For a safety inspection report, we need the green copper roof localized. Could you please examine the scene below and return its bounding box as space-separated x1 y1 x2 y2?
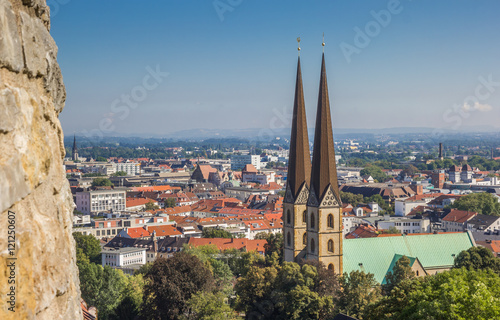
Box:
343 232 475 284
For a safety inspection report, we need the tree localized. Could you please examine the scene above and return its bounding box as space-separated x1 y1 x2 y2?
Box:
340 191 364 207
364 194 391 213
401 269 500 319
164 198 177 208
96 156 108 162
400 164 419 177
383 226 401 235
184 291 240 320
134 262 153 276
182 245 234 295
78 262 128 320
360 165 388 183
255 232 283 265
112 171 127 176
110 274 146 320
382 256 415 295
202 228 233 239
336 270 381 319
454 246 500 274
142 253 215 320
73 232 102 264
144 200 160 211
451 192 500 215
92 177 113 187
234 262 338 320
225 249 265 277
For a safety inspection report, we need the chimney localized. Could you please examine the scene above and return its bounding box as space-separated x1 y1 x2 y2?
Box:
439 143 443 160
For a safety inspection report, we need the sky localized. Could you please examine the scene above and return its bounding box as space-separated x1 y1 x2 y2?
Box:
51 0 500 137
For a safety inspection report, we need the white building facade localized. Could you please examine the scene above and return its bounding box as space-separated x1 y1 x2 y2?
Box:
76 190 126 214
231 154 261 170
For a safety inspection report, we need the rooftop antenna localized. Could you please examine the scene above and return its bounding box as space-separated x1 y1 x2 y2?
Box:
322 32 325 52
297 37 301 56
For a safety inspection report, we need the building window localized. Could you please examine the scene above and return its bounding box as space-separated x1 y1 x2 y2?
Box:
310 238 315 253
286 210 291 225
303 233 307 245
328 240 334 252
302 211 307 224
328 264 334 272
328 214 334 228
310 213 315 229
287 232 291 246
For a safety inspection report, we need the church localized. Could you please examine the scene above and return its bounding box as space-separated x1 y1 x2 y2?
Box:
282 42 475 278
283 42 343 273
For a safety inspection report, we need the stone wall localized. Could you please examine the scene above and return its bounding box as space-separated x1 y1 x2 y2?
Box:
0 0 82 319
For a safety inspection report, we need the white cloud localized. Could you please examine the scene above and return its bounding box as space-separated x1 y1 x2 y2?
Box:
461 102 493 112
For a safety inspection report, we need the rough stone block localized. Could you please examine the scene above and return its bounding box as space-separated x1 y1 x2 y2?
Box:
0 0 24 72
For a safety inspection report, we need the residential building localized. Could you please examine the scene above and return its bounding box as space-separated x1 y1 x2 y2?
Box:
231 154 261 170
114 161 141 176
394 193 442 216
75 189 126 215
241 164 276 184
466 214 500 233
442 209 477 232
104 235 190 264
101 247 147 274
224 186 270 202
377 217 431 234
126 198 158 212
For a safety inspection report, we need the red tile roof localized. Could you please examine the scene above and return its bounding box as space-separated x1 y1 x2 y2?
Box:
257 182 282 190
242 164 258 173
130 185 180 192
442 209 477 223
148 225 182 237
198 165 217 180
346 225 379 239
126 197 157 208
491 241 500 254
188 237 267 253
126 227 151 238
405 193 443 201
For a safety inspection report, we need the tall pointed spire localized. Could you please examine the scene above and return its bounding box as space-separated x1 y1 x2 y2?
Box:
309 53 340 203
285 55 312 201
72 134 77 152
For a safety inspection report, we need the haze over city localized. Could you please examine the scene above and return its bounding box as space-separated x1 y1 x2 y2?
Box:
51 0 500 136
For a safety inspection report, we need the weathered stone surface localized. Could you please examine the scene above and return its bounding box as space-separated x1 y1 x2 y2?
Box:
0 0 24 72
22 0 50 28
20 11 50 77
0 1 82 319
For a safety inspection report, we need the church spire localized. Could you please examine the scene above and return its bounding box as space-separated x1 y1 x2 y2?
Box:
285 54 312 202
72 134 77 153
309 53 340 203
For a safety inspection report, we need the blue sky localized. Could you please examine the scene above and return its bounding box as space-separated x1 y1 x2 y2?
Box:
51 0 500 137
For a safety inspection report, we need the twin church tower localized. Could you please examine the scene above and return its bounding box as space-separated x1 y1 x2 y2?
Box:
283 40 343 273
